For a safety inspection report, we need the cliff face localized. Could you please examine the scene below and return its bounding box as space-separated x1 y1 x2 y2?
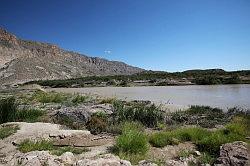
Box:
0 28 144 85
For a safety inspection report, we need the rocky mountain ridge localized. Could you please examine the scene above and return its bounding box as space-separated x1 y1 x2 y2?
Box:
0 28 144 86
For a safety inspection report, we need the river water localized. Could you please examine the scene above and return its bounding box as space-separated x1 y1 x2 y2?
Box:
48 84 250 110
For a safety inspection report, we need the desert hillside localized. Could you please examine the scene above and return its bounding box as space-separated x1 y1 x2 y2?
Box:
0 28 143 86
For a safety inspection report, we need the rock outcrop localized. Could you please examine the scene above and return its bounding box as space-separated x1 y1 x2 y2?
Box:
0 28 144 86
215 141 249 166
53 103 114 124
73 154 131 166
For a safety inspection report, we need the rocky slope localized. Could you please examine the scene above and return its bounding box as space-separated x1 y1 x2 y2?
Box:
0 28 144 86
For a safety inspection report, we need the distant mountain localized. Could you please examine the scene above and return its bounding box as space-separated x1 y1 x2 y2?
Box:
0 28 144 86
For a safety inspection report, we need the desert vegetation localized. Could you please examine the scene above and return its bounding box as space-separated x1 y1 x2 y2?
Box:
0 90 249 165
25 69 250 88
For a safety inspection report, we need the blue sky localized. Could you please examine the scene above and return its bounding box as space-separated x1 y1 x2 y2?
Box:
1 0 250 72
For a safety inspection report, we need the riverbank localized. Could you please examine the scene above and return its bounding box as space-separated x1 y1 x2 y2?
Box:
0 89 249 165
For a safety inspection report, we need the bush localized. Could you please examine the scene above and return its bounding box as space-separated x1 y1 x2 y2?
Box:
149 127 210 148
0 97 17 124
54 116 83 130
0 124 19 139
197 128 246 155
113 101 163 127
114 122 148 155
71 95 89 104
16 109 45 122
32 91 67 103
149 131 175 147
196 130 228 154
150 124 247 156
198 153 215 165
167 105 228 128
173 127 211 143
86 113 108 134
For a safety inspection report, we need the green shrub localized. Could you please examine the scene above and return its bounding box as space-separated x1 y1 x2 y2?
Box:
0 97 17 124
149 127 210 148
149 125 247 156
167 105 228 128
99 97 116 104
16 109 45 122
113 101 163 127
114 122 148 155
32 91 67 103
122 121 145 133
86 114 108 134
0 124 19 139
149 131 176 147
197 153 215 165
173 127 211 143
54 116 83 130
187 105 223 115
71 95 89 104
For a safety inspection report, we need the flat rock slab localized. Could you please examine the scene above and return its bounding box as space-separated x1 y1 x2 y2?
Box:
3 122 90 144
53 134 114 147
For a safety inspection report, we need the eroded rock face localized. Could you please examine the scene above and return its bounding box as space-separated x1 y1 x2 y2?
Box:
73 154 131 166
0 28 144 86
9 151 133 166
214 141 249 166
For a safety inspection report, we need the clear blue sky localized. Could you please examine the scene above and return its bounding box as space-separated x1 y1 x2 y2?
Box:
1 0 250 72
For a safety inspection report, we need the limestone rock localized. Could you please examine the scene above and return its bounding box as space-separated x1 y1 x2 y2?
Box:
54 104 114 124
73 154 131 166
138 160 157 166
214 141 249 166
14 151 62 166
59 152 75 165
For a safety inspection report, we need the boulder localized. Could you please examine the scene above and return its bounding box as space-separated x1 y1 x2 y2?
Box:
214 141 249 166
59 152 75 165
54 106 91 124
14 151 64 166
54 104 114 124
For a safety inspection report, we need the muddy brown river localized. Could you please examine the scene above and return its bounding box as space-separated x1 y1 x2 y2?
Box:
48 84 250 110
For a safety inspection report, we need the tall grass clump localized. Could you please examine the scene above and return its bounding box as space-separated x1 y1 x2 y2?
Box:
149 127 210 148
71 95 90 104
149 131 175 147
113 100 163 127
16 109 45 122
32 91 67 103
0 97 17 124
173 127 211 143
113 122 148 164
167 105 228 128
